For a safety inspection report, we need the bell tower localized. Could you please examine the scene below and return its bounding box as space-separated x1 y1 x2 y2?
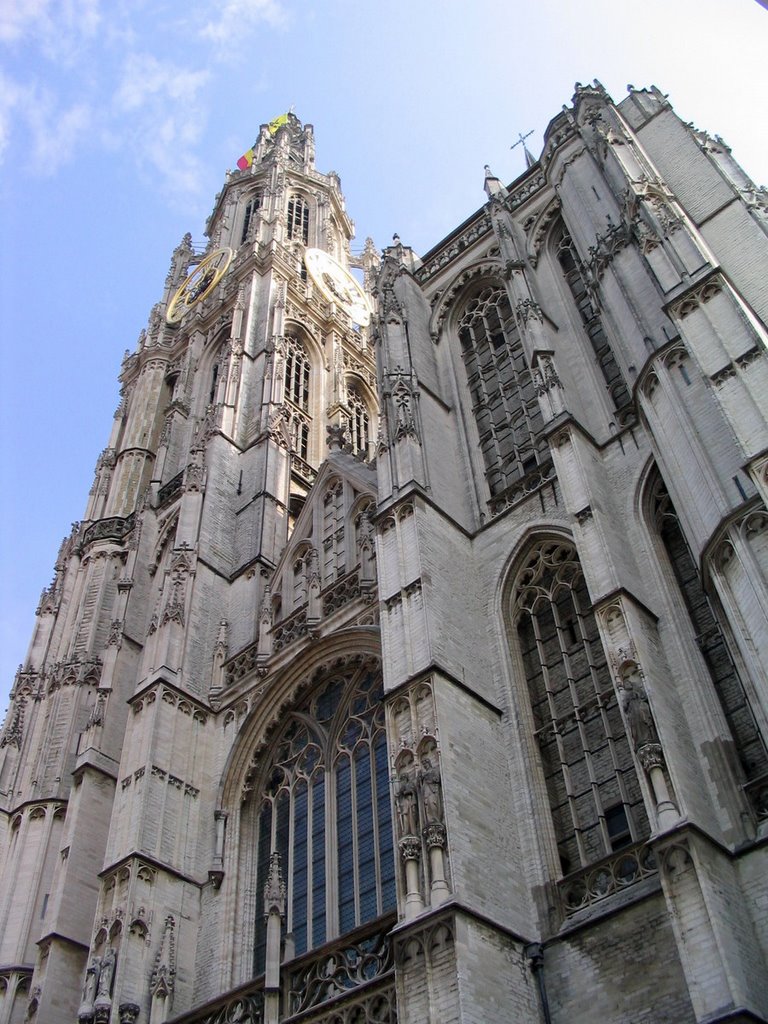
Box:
0 113 378 1024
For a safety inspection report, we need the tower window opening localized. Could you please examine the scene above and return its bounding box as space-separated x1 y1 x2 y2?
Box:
284 336 310 411
347 387 371 457
287 194 310 245
241 193 262 244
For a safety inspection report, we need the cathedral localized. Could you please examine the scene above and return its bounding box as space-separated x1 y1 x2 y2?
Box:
2 81 768 1024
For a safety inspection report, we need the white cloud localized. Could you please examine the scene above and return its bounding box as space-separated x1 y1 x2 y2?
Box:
114 53 210 112
0 0 52 43
0 0 101 63
0 72 91 172
199 0 287 46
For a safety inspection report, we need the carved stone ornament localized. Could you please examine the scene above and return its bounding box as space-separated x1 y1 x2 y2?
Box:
637 742 664 773
263 851 286 918
423 822 447 850
398 836 421 862
118 1004 140 1024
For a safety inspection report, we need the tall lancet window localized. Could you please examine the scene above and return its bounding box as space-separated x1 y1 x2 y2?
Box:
649 472 768 813
513 540 648 875
240 192 262 244
553 223 632 417
284 334 311 462
287 193 310 244
252 667 396 974
347 386 371 457
458 285 544 496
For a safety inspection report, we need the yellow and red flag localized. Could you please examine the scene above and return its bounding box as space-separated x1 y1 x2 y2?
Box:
236 147 254 171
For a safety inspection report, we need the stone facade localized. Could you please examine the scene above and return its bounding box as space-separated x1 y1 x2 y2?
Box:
1 84 768 1024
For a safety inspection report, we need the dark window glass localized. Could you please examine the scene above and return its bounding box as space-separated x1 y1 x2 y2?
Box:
458 285 545 496
514 540 648 873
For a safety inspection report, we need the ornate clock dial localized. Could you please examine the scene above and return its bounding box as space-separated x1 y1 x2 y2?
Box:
166 247 234 324
304 248 372 327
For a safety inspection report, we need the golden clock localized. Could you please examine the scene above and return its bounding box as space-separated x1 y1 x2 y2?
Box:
166 248 234 324
304 248 372 327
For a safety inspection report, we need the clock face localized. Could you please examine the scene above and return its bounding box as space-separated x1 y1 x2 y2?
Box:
166 248 234 324
304 248 372 327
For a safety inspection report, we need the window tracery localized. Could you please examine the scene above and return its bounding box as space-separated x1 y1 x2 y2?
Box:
240 192 262 245
323 481 346 582
457 285 545 496
252 668 396 975
649 472 768 814
347 387 371 458
284 335 311 461
287 194 310 245
512 539 648 874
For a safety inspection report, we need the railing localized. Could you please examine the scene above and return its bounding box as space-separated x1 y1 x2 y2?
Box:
286 923 394 1019
558 840 658 917
322 570 362 617
168 982 263 1024
487 458 556 520
224 639 261 688
81 512 136 549
158 471 184 507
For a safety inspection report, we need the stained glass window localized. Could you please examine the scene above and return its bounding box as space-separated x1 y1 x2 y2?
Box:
253 667 396 974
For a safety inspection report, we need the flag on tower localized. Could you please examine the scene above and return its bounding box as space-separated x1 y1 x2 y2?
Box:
268 112 290 134
236 147 255 171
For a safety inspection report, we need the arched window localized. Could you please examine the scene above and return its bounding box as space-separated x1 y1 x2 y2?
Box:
649 472 768 814
553 223 632 418
512 539 648 874
458 285 545 496
252 667 396 974
287 194 310 244
284 335 310 411
347 386 371 457
322 481 345 581
240 192 262 244
284 334 311 462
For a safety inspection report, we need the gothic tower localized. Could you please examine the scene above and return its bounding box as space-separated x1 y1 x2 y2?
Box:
2 86 768 1024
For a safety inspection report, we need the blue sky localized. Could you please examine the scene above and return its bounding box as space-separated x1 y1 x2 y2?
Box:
1 0 766 713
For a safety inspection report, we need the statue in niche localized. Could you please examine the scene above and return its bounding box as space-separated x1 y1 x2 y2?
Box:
79 956 102 1014
96 947 116 1001
393 770 419 837
621 673 656 750
418 758 443 825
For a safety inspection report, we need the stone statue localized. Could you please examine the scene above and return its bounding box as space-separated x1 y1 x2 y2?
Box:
622 676 656 750
418 758 443 824
79 956 101 1015
96 947 116 1001
393 771 419 837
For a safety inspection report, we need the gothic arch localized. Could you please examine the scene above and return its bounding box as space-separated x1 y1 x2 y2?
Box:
217 627 389 984
447 277 545 497
501 532 649 877
220 627 382 809
639 464 768 819
428 259 504 340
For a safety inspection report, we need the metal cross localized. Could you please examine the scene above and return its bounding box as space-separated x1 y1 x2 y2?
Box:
510 130 534 152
